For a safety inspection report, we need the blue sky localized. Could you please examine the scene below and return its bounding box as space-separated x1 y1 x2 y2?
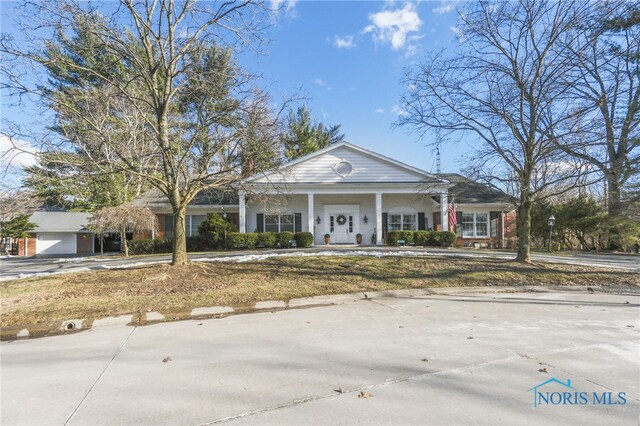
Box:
252 0 461 172
0 1 463 184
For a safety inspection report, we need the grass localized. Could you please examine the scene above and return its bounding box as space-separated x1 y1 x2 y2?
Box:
1 255 638 329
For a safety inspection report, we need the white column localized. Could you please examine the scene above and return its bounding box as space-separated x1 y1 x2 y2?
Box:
307 193 315 239
239 191 246 233
440 191 448 231
375 193 383 245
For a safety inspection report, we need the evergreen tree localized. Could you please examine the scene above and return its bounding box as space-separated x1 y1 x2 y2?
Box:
283 106 345 160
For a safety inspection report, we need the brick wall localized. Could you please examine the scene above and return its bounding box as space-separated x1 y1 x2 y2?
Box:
18 235 36 256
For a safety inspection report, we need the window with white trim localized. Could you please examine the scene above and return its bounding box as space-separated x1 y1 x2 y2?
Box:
388 213 417 232
264 214 294 233
461 212 489 237
164 214 207 238
189 215 206 237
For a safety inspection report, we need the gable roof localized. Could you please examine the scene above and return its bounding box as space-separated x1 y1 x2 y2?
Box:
30 211 92 233
131 187 238 209
436 173 513 204
244 142 449 185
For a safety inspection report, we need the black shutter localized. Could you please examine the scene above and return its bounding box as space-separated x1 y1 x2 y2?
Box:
490 211 500 238
382 213 388 239
294 213 302 233
456 211 463 236
257 213 264 232
418 212 426 230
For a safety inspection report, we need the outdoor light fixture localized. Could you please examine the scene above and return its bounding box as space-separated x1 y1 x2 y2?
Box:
222 207 227 219
363 215 369 224
547 214 556 252
316 216 321 224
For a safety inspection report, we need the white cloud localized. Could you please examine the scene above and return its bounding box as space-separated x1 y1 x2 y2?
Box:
391 105 408 116
333 35 356 49
374 108 385 114
312 78 327 87
449 26 464 41
432 1 456 14
364 2 422 51
0 135 38 170
269 0 298 17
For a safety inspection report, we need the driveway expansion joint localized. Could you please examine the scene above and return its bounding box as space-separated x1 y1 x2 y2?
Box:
64 326 137 425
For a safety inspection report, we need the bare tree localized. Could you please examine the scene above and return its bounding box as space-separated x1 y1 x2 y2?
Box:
397 0 589 262
89 205 158 257
555 1 639 216
0 0 283 265
0 190 41 222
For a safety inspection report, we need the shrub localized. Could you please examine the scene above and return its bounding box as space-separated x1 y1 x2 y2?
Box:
244 233 258 249
186 235 211 252
387 230 413 245
294 232 314 247
276 231 295 248
226 233 245 249
128 238 172 255
198 213 237 249
414 230 432 246
439 231 457 247
226 233 259 249
256 232 277 248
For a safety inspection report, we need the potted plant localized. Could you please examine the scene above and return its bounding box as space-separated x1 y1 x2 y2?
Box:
356 233 363 244
324 233 331 245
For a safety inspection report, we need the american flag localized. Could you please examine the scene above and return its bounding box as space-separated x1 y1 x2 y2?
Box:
448 198 457 229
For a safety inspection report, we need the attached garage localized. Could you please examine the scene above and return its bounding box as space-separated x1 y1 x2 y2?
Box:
17 212 95 256
36 232 77 255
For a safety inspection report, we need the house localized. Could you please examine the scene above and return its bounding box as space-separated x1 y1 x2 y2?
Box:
17 212 95 256
134 142 516 247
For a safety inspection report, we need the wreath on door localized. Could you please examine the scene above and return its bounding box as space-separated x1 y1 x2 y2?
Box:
336 214 347 225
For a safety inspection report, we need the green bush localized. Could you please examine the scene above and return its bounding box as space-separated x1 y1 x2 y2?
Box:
256 232 277 248
186 236 211 252
438 231 457 247
244 233 258 249
226 233 245 249
414 230 432 246
386 230 413 245
198 213 237 249
226 232 259 249
276 231 295 248
128 238 172 255
294 232 314 248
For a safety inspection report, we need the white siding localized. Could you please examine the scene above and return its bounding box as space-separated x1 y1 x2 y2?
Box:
246 193 437 245
252 146 427 184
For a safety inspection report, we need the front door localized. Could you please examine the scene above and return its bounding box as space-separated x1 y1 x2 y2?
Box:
329 213 354 244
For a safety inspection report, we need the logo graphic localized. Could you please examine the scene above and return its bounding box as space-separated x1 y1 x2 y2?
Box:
528 377 627 408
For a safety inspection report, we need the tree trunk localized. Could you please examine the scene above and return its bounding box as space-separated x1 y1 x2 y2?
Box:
515 192 532 263
172 205 189 266
606 173 622 217
121 225 129 257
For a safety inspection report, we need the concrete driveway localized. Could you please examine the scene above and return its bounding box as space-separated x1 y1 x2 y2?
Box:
1 288 638 425
1 247 638 281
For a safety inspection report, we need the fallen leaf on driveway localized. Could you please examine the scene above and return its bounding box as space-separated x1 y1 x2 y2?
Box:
421 358 429 362
334 388 343 394
467 336 474 340
538 368 547 373
358 391 373 399
162 357 172 363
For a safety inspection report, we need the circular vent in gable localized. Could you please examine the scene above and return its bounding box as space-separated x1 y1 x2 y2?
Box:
333 160 353 177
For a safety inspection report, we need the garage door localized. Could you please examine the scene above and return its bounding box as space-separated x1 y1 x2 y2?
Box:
36 233 77 255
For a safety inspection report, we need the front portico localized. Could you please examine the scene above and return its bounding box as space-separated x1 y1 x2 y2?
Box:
239 142 452 245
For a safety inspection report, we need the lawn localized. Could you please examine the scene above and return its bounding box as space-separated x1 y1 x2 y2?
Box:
1 255 638 330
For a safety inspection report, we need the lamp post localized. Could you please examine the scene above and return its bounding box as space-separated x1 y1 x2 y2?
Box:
547 214 556 252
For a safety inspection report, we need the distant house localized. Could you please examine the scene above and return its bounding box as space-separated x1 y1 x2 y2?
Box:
134 142 517 248
17 212 94 256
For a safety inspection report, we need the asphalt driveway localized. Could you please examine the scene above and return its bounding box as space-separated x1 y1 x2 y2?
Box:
1 247 638 281
1 288 638 425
